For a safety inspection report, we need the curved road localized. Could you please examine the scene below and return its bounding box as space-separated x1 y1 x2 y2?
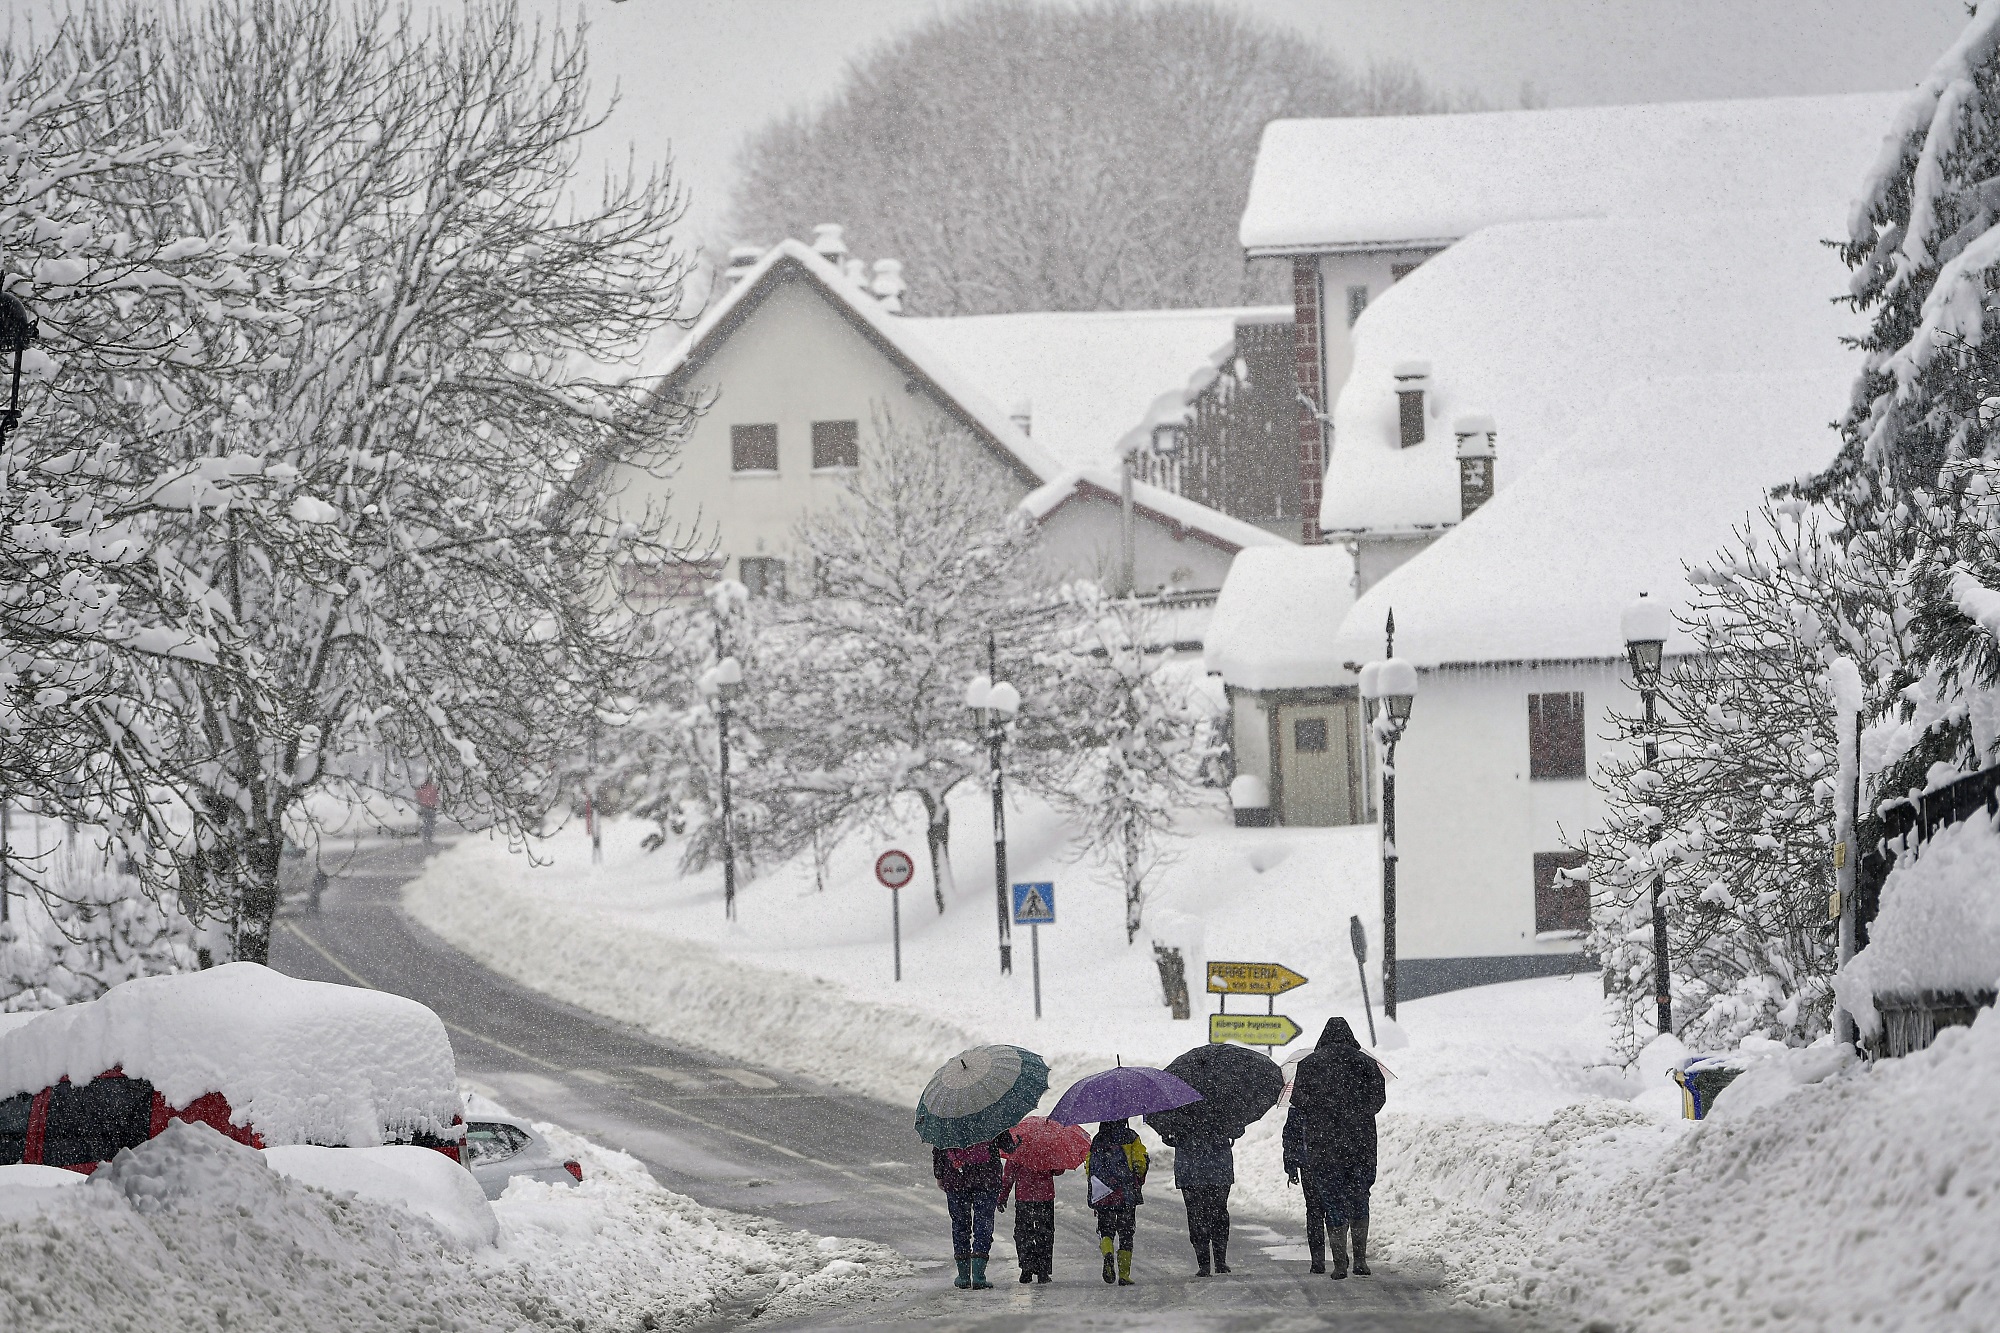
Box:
270 838 1514 1332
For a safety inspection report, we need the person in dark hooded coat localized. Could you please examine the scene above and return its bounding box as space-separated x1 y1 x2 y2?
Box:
1282 1017 1385 1279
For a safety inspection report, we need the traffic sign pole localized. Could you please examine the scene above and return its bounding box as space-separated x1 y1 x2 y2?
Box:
1031 922 1041 1019
1010 882 1055 1020
877 850 915 983
893 888 901 982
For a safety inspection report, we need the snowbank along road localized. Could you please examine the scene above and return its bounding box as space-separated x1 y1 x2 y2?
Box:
271 838 1511 1331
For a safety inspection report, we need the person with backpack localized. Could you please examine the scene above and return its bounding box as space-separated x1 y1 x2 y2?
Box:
1283 1018 1387 1279
1086 1118 1149 1286
932 1130 1015 1290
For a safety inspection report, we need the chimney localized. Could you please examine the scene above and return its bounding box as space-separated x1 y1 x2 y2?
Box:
1010 396 1032 436
723 245 762 289
811 222 848 268
1393 361 1430 448
871 258 906 313
1455 414 1496 518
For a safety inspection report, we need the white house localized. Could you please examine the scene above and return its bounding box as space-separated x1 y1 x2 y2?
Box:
607 237 1285 613
1237 92 1900 551
1235 206 1862 997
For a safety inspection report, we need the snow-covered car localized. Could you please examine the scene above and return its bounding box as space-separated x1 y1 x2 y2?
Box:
0 963 464 1173
462 1113 582 1199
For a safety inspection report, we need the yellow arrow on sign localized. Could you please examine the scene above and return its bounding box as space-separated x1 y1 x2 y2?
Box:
1208 1013 1303 1047
1206 961 1308 995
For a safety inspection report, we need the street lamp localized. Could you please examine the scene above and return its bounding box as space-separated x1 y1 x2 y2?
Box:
1362 623 1417 1021
702 636 744 921
0 291 37 448
1622 592 1672 1036
967 646 1021 976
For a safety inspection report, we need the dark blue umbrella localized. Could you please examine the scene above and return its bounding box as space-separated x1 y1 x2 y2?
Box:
1049 1061 1201 1126
916 1045 1049 1148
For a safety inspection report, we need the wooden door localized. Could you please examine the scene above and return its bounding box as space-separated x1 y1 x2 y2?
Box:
1277 701 1359 827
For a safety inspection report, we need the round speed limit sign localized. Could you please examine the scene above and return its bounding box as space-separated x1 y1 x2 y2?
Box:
875 849 915 891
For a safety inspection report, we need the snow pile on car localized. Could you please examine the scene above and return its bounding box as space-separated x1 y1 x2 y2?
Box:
265 1143 499 1248
0 1113 908 1332
0 962 459 1146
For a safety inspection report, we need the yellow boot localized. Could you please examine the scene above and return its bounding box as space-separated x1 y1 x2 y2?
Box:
1117 1248 1134 1286
1100 1236 1115 1284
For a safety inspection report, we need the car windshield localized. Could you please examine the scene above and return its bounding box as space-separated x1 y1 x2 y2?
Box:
42 1075 154 1169
462 1122 529 1166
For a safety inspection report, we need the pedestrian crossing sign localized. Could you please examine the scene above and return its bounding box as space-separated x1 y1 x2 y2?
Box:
1011 882 1055 925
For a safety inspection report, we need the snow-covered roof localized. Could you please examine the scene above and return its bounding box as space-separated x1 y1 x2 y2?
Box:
1203 544 1358 691
0 963 460 1147
1329 372 1845 670
1240 93 1900 255
650 238 1274 555
900 306 1287 473
1321 209 1859 538
1021 465 1289 554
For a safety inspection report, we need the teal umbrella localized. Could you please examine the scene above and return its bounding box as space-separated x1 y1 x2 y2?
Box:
916 1044 1049 1148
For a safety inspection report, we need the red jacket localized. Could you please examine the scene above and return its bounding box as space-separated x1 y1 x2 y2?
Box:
999 1157 1061 1205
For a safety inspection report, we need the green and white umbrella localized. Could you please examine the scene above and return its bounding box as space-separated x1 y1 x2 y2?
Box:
915 1044 1049 1148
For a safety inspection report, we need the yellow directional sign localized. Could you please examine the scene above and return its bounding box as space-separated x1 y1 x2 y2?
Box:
1209 1013 1303 1047
1206 961 1308 996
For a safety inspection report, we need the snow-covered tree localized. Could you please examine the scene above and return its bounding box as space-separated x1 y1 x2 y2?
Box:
1583 507 1902 1056
1 829 200 1012
738 416 1048 914
0 13 302 916
726 0 1470 314
111 0 699 961
1040 583 1220 943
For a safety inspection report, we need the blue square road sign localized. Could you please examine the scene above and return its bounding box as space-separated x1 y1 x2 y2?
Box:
1011 882 1055 925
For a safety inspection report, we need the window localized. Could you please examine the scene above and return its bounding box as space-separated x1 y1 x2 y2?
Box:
0 1091 30 1165
1534 851 1590 934
1293 717 1328 753
811 419 859 470
730 423 778 473
462 1121 531 1167
1391 261 1424 282
41 1075 155 1168
1346 285 1369 327
740 556 786 599
1528 691 1587 780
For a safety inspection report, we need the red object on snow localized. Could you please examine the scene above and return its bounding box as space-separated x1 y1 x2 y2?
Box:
1003 1115 1089 1173
562 1160 583 1182
415 781 440 810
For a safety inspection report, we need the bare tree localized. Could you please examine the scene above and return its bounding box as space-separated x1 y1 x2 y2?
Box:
726 0 1472 314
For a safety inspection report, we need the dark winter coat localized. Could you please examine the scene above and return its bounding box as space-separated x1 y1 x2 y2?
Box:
1166 1131 1236 1190
933 1132 1014 1194
1087 1120 1149 1209
1283 1018 1386 1173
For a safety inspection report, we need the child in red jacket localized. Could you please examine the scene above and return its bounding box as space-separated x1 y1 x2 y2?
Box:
998 1153 1065 1283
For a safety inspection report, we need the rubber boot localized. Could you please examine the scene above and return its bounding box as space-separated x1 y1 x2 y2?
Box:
1329 1225 1349 1280
970 1255 992 1290
1351 1220 1371 1276
1019 1268 1034 1284
954 1256 971 1289
1101 1236 1116 1285
1213 1231 1231 1275
1117 1249 1134 1286
1194 1239 1211 1278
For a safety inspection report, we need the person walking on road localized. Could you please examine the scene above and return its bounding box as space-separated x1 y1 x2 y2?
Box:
415 776 441 846
1163 1127 1237 1277
1283 1018 1386 1280
1086 1118 1149 1286
997 1151 1064 1283
933 1130 1014 1291
1282 1111 1331 1273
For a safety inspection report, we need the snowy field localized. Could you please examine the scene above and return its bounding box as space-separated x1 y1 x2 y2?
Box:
410 797 2000 1332
0 1097 907 1333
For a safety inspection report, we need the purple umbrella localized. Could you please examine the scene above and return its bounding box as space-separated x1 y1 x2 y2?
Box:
1050 1062 1202 1125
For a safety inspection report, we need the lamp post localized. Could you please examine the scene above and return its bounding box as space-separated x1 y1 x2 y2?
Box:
703 631 744 921
0 291 37 451
1622 593 1672 1036
1361 620 1416 1021
966 638 1021 975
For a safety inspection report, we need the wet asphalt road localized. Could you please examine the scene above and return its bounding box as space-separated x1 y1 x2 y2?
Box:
269 838 1522 1332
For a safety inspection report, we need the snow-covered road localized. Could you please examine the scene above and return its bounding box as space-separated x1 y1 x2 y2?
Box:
271 837 1511 1330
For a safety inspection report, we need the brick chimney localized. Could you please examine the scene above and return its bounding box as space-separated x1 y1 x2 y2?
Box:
1393 361 1431 448
1291 258 1324 545
1454 414 1496 517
